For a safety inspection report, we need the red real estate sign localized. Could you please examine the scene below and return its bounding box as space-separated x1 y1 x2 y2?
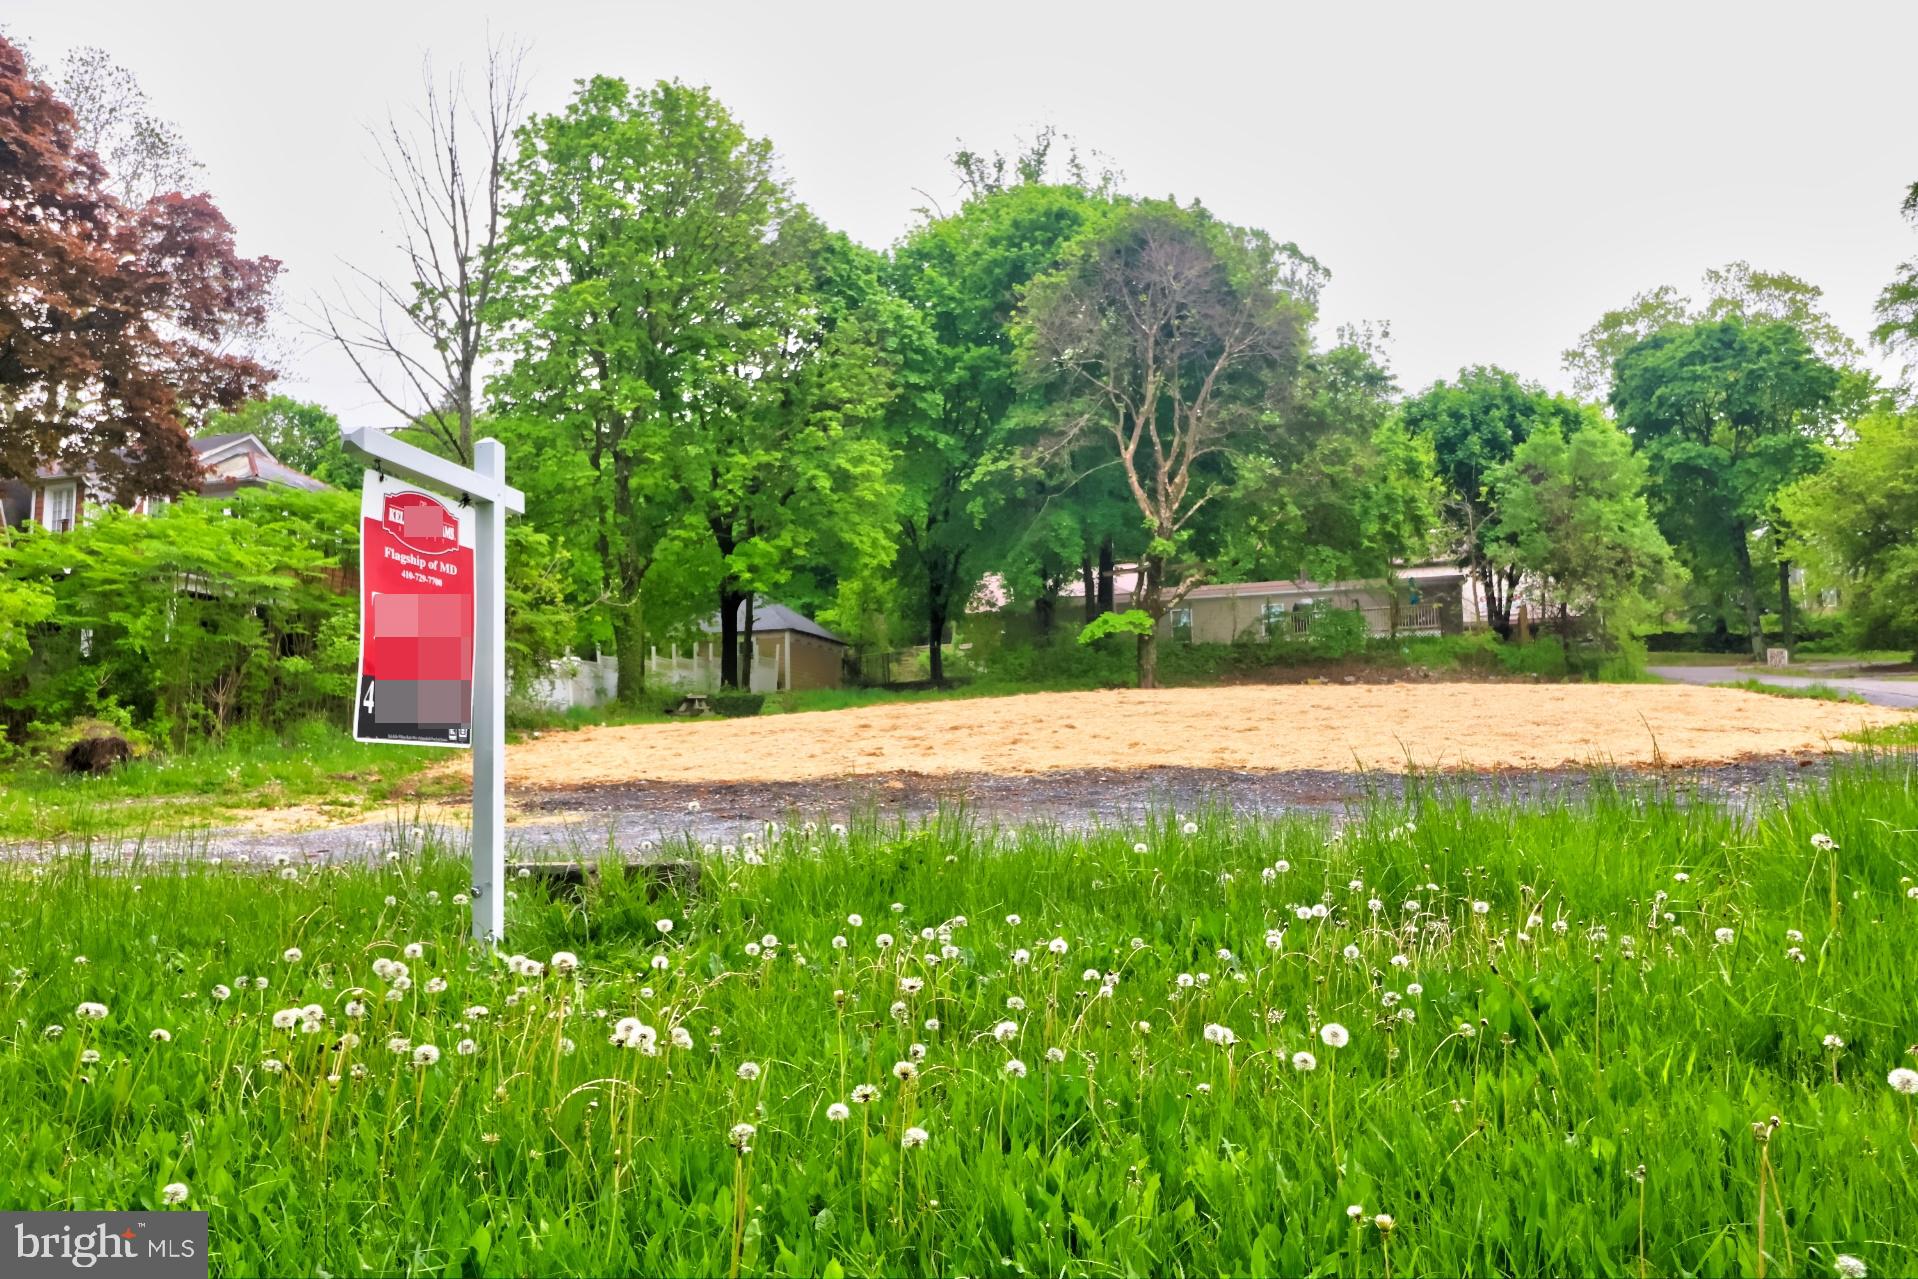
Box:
355 472 475 746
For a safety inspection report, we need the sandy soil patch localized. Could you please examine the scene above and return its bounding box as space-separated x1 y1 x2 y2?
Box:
482 685 1908 789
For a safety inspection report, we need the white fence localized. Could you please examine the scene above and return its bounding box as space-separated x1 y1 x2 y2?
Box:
522 642 789 713
523 654 620 713
647 642 780 695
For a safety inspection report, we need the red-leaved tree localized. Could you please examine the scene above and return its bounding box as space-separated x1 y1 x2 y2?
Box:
0 35 279 501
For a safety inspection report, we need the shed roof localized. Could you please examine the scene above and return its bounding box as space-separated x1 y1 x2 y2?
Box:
699 601 847 645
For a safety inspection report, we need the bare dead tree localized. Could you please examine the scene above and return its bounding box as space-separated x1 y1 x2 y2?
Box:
320 43 527 462
1023 203 1316 687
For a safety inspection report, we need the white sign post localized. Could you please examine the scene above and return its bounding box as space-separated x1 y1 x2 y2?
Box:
343 428 524 943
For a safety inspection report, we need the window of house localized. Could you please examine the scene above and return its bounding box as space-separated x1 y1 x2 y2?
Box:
1170 607 1193 642
44 483 76 532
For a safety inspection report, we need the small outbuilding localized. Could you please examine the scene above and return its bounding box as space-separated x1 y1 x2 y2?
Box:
644 602 848 693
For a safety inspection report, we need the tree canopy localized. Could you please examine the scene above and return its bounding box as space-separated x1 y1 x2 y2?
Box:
1779 408 1918 659
1489 409 1676 656
1399 366 1584 638
0 35 279 500
884 178 1110 679
1021 199 1320 686
1610 318 1840 655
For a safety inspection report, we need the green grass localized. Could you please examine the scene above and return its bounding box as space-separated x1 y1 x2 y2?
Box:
0 722 448 842
1847 720 1918 748
5 761 1918 1276
1711 679 1869 703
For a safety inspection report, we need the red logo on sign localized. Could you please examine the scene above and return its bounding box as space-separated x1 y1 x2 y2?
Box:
382 491 460 553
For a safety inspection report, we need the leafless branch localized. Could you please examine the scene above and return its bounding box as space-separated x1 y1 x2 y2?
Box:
311 39 528 460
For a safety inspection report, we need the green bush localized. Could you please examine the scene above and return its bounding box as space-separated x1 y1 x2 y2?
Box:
709 693 765 717
1303 605 1370 659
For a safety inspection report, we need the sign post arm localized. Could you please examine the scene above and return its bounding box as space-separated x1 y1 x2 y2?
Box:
471 439 508 943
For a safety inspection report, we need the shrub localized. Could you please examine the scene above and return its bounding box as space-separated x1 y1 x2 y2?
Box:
1303 605 1370 659
709 693 765 718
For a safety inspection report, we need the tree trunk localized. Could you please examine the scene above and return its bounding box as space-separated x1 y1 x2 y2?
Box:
1080 554 1097 623
1137 629 1158 689
1137 551 1165 689
611 590 647 707
927 587 947 685
717 586 747 689
1477 559 1514 640
1730 520 1765 659
741 595 756 691
1035 588 1054 639
1098 536 1116 614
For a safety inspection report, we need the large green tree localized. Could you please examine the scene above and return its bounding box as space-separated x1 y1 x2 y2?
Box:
490 78 791 703
884 180 1108 681
1399 367 1583 638
1778 409 1918 659
1565 262 1865 402
1610 319 1840 657
1021 200 1318 688
1489 410 1676 654
684 215 901 686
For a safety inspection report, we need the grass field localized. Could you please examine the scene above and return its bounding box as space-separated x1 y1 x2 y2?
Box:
5 760 1917 1276
1711 679 1868 704
0 722 452 842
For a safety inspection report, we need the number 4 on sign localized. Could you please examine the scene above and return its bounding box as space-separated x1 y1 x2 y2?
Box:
362 681 376 716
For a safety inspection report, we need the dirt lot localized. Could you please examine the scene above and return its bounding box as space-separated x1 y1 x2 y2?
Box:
487 684 1907 789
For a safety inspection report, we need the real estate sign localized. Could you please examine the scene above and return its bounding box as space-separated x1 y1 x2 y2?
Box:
354 471 475 746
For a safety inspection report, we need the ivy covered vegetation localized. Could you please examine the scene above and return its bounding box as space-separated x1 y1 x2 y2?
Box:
0 489 572 757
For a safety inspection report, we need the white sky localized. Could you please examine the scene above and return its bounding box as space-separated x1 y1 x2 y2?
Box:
10 0 1916 425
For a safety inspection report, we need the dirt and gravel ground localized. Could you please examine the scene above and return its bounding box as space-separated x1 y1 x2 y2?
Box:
487 683 1904 787
26 684 1905 863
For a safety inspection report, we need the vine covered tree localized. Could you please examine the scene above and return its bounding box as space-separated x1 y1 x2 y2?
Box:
1021 200 1318 687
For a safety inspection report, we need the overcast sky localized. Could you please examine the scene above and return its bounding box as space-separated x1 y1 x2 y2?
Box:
10 0 1916 426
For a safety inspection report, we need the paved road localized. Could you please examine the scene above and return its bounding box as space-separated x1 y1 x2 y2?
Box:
1649 664 1918 709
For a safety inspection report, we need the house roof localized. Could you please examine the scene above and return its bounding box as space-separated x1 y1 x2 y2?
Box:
1051 563 1465 602
9 432 329 497
192 432 255 454
698 601 847 645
